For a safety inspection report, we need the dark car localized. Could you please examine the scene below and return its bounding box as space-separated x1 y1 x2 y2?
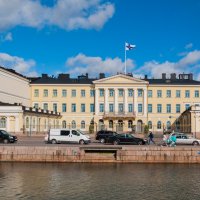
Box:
95 130 117 143
107 133 146 145
0 130 18 144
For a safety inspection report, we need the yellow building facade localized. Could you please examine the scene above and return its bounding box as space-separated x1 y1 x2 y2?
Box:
30 72 200 135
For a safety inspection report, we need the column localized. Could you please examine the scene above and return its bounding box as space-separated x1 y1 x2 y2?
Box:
95 88 99 115
134 89 137 115
124 88 128 114
6 116 10 131
114 88 118 114
105 88 108 114
15 116 19 133
143 88 147 117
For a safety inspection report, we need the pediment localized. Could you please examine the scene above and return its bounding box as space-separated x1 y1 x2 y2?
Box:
93 74 148 85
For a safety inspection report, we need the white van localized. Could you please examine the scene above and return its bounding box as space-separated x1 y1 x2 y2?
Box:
45 129 91 144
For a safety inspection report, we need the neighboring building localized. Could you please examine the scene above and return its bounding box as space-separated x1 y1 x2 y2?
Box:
1 65 200 136
0 102 61 135
0 66 31 106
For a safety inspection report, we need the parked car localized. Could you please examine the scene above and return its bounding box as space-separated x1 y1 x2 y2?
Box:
170 132 200 145
107 133 146 145
0 130 18 143
45 129 91 144
95 130 117 143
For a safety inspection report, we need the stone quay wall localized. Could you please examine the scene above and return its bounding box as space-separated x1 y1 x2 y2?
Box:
1 146 200 163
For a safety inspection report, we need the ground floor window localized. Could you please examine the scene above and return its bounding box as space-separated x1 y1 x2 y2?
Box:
26 117 29 128
62 120 66 128
157 121 161 129
0 118 6 128
148 121 152 129
72 120 76 129
109 120 113 128
81 120 85 129
128 120 133 128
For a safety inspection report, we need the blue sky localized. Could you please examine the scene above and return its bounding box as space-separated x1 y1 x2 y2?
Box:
0 0 200 79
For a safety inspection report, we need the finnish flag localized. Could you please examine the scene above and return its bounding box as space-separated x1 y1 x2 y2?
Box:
125 42 136 50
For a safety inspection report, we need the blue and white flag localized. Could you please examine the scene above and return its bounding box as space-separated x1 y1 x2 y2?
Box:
125 42 136 50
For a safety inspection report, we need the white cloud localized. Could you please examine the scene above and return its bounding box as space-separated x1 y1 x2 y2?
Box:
135 50 200 79
65 53 134 77
0 0 115 32
185 43 193 49
4 32 12 41
0 52 38 76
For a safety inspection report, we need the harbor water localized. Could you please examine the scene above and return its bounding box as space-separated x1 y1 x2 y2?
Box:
0 163 200 200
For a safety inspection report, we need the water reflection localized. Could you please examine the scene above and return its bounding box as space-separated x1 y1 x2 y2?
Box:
0 163 200 200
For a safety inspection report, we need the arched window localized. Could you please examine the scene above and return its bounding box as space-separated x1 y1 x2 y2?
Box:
0 118 6 128
72 120 76 129
109 120 113 128
62 120 67 128
33 118 35 129
81 120 85 129
148 121 152 129
176 120 180 131
128 120 133 128
26 117 29 128
166 121 171 130
157 121 161 129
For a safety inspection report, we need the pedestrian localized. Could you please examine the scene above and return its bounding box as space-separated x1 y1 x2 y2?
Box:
162 133 169 146
169 134 176 147
148 131 155 145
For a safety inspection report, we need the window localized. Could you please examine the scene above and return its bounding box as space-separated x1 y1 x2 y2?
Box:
118 103 124 112
138 104 143 113
34 89 39 97
166 121 171 130
62 89 67 97
99 89 104 97
148 121 152 129
176 90 181 98
71 104 76 112
99 103 104 112
81 104 85 112
157 121 162 129
90 90 95 97
61 130 70 136
109 104 114 112
185 104 190 110
148 104 152 113
81 121 85 129
157 90 162 98
157 104 162 113
195 90 199 98
81 90 85 97
53 89 57 97
53 103 57 112
109 89 114 97
71 120 76 128
0 118 6 128
166 90 171 98
176 104 181 113
26 117 29 128
43 103 48 111
128 104 133 112
185 90 190 98
72 90 76 97
109 120 113 128
90 104 95 112
62 103 67 112
43 89 48 97
148 90 152 97
166 104 171 113
62 120 67 128
128 89 133 97
119 89 123 97
128 120 133 128
34 103 39 109
138 89 142 97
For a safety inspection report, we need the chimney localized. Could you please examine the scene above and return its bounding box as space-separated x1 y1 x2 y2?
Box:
58 73 70 79
189 73 193 80
162 73 166 80
144 75 148 79
42 74 48 78
99 73 105 79
170 73 176 80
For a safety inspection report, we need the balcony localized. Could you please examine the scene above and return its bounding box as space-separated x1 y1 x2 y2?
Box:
103 112 136 119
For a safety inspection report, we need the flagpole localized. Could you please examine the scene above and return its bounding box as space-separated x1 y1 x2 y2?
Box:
125 42 126 74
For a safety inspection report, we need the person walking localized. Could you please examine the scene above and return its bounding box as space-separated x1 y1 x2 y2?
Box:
169 134 177 147
148 131 155 145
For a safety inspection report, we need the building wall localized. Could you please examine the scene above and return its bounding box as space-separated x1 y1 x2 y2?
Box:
0 68 30 106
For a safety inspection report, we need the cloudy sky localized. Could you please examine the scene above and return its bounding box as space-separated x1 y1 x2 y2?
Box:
0 0 200 79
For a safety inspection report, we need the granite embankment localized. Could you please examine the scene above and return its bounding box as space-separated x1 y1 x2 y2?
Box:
1 145 200 163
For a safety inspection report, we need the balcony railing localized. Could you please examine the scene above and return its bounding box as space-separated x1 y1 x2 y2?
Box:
103 112 136 119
